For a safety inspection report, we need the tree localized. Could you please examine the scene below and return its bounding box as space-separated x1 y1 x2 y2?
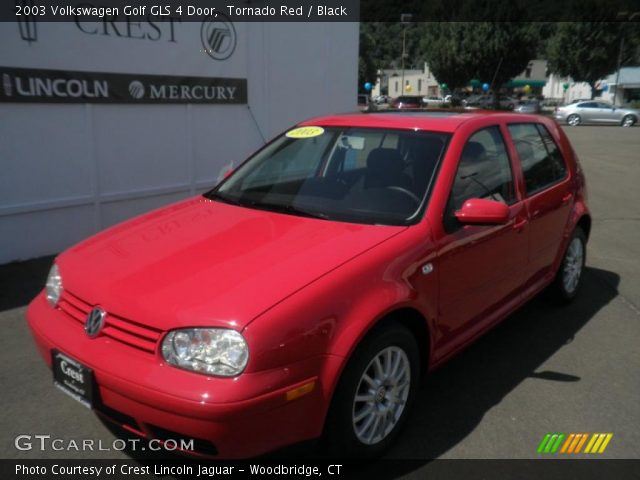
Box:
546 22 627 99
358 26 377 93
419 23 538 106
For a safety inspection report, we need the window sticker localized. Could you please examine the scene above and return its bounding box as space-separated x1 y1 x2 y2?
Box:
286 126 325 139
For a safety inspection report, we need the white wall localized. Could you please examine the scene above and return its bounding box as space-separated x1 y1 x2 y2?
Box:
0 22 358 263
543 73 592 103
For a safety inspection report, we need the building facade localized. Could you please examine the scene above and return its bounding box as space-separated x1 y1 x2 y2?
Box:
0 21 358 264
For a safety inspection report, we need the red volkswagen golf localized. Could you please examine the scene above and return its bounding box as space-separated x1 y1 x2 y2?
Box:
27 111 590 458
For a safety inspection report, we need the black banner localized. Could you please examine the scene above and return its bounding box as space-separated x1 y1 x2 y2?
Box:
0 66 248 104
2 459 640 480
4 0 640 22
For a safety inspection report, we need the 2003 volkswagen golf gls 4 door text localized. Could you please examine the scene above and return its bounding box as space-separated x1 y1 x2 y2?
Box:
27 111 590 458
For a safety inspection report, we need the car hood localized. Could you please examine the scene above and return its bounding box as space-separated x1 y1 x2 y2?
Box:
58 197 405 331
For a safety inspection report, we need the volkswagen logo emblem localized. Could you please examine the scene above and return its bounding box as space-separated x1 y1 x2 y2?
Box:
201 14 237 61
85 307 106 338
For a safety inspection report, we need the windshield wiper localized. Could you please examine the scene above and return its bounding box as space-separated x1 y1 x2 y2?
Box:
206 192 329 220
205 191 244 206
252 202 330 220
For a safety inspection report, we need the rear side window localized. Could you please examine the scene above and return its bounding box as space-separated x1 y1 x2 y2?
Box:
508 124 567 196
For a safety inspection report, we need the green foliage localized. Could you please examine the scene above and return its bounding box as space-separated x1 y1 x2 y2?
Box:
358 27 377 92
419 23 538 91
546 22 627 94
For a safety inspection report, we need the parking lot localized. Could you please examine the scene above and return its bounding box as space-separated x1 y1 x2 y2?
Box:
0 126 638 469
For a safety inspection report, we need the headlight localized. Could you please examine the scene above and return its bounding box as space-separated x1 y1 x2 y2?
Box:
45 264 63 307
161 328 249 377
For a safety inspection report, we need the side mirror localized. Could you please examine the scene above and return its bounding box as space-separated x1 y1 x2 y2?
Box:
454 198 510 225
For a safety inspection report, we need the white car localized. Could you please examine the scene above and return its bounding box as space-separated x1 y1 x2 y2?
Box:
422 96 446 106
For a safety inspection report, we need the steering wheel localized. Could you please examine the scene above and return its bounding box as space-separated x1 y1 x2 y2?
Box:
384 186 421 205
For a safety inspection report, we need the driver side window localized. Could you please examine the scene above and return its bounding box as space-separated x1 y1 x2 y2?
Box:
444 126 516 232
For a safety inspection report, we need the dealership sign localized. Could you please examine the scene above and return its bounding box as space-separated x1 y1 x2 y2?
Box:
0 66 247 104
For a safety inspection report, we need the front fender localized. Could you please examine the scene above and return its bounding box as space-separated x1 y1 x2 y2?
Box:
242 224 437 434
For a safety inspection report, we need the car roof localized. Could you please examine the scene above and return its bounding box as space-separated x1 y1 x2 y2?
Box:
299 111 541 133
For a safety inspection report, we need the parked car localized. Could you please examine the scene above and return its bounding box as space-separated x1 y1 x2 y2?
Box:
464 95 517 110
422 95 446 106
27 111 590 458
462 94 489 107
515 99 542 114
555 101 638 126
373 95 391 105
391 95 423 109
358 94 371 112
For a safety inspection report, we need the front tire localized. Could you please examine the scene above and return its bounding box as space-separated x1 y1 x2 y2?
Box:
567 114 581 126
324 324 420 457
621 115 636 127
551 227 586 302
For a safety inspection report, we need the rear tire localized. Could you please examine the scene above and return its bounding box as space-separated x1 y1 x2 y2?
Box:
567 114 581 127
621 115 636 127
324 323 420 458
550 227 586 302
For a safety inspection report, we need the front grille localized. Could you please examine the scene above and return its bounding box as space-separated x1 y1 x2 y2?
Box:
58 290 162 354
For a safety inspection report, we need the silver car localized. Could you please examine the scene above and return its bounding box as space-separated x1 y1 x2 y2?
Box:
555 101 638 127
515 100 541 114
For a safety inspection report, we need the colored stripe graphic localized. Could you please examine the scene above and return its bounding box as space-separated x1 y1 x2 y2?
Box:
540 433 613 454
585 433 613 454
537 433 565 453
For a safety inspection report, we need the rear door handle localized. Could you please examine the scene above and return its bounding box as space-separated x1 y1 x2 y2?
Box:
562 193 573 204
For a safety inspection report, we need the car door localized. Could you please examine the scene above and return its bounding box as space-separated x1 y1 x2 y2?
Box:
594 102 621 123
506 123 572 283
434 125 528 357
576 102 598 123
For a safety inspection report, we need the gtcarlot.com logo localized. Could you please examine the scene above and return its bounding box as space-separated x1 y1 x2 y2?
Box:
537 432 613 454
14 434 194 452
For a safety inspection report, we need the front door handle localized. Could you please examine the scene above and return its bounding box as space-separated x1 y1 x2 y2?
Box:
513 218 528 232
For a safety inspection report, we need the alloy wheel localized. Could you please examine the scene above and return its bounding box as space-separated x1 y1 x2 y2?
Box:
562 237 584 295
567 115 581 127
352 346 411 445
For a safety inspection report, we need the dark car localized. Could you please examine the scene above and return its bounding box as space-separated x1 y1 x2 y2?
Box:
391 95 423 109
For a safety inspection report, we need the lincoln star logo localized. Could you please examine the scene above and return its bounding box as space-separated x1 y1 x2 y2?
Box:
16 1 38 43
85 307 106 338
201 14 237 61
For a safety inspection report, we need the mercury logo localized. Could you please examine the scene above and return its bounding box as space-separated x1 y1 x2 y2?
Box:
201 14 237 61
128 80 145 99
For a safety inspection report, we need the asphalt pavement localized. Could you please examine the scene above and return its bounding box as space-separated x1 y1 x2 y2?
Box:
0 126 638 474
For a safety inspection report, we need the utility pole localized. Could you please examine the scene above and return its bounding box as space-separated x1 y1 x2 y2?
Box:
613 35 624 106
400 14 412 96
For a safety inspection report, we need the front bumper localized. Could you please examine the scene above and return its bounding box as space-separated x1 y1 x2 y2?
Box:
26 292 328 458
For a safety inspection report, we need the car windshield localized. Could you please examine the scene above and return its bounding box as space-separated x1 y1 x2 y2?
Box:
206 127 450 226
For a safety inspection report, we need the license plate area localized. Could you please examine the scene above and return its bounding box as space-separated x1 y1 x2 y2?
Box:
52 350 94 409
